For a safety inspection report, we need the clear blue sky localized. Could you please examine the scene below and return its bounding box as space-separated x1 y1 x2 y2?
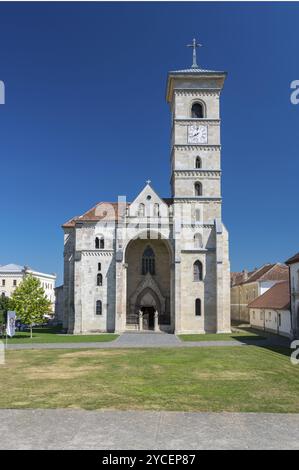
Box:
0 2 298 284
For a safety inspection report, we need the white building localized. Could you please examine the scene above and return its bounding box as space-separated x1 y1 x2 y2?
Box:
286 252 299 339
62 44 231 334
248 281 291 338
0 264 56 311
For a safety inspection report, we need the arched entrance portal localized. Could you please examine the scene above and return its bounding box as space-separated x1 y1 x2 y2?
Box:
125 236 172 332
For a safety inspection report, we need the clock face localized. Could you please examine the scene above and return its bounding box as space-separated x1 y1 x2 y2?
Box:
188 125 208 144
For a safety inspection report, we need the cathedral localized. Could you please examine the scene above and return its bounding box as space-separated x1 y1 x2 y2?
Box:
62 41 231 334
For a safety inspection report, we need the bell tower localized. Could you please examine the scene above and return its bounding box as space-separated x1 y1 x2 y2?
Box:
166 38 226 223
166 39 231 334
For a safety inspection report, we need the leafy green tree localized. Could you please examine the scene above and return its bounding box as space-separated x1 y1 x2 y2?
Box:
10 275 51 338
0 295 11 335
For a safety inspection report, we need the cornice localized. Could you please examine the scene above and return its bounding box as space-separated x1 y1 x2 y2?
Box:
173 197 222 203
174 88 221 97
174 119 220 126
181 224 214 229
173 145 221 151
173 170 221 177
81 250 114 257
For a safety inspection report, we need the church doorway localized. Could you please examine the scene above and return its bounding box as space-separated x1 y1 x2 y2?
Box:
125 236 173 332
141 306 155 330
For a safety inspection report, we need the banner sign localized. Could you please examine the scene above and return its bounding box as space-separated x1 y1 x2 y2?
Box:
6 311 16 337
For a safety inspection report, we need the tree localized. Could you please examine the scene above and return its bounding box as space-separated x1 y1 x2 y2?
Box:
0 294 10 321
10 275 51 338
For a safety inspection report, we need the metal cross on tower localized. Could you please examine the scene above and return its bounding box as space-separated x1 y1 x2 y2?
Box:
186 38 202 69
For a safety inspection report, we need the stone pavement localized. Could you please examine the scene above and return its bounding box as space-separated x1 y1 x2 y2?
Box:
5 331 289 350
0 409 298 450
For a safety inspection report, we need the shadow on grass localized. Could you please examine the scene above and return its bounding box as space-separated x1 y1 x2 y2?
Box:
232 326 292 358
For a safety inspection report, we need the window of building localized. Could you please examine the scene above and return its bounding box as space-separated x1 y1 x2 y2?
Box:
142 245 155 275
193 260 203 281
194 233 203 249
95 237 104 249
194 182 202 196
97 273 103 287
154 203 160 217
195 298 201 316
252 311 255 320
13 280 17 287
98 263 101 271
96 300 102 315
195 209 201 222
191 102 204 119
195 156 201 169
1 280 5 287
260 311 264 321
278 313 281 327
138 203 145 217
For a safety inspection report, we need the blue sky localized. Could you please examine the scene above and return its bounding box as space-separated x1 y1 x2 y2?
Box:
0 2 298 284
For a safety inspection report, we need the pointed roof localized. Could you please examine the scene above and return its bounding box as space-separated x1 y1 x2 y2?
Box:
0 264 25 273
286 252 299 265
169 67 226 75
231 263 289 287
248 281 290 310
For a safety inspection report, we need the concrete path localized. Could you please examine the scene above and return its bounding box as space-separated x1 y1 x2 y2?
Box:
0 409 298 450
4 331 288 350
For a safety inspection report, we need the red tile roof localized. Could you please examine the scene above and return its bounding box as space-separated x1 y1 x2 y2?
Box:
231 264 289 287
243 263 289 284
285 252 299 265
62 198 174 228
248 281 290 310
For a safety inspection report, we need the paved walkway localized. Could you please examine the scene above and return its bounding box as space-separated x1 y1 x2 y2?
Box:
4 331 289 350
0 409 298 449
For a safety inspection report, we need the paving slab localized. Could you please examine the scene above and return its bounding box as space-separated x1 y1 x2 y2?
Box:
3 332 276 350
0 409 298 450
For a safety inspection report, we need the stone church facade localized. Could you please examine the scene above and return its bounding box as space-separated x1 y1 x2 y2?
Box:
62 54 231 334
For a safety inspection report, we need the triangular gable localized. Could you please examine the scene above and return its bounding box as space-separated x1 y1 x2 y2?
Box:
130 182 169 218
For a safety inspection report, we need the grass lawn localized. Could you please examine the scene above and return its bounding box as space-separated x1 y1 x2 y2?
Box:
179 329 265 342
0 346 298 412
0 326 118 344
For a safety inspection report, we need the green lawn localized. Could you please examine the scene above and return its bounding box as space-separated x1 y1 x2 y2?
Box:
0 326 118 344
179 329 265 342
0 346 298 412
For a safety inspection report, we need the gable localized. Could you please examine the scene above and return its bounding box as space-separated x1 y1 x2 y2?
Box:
130 183 169 218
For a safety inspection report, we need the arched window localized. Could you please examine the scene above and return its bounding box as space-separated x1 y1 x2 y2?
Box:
194 182 202 196
97 273 103 286
195 156 201 169
195 298 202 316
191 102 204 119
195 209 200 222
154 203 160 217
95 237 104 249
96 300 102 315
194 233 203 249
98 263 101 271
138 203 145 217
193 260 203 281
142 245 155 275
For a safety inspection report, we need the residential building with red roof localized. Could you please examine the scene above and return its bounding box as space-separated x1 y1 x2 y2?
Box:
231 263 289 323
248 281 291 338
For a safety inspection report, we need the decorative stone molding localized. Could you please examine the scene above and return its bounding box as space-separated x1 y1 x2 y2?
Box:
181 224 214 229
173 197 222 203
174 145 221 151
174 88 221 97
174 119 220 126
81 251 114 257
173 170 221 177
